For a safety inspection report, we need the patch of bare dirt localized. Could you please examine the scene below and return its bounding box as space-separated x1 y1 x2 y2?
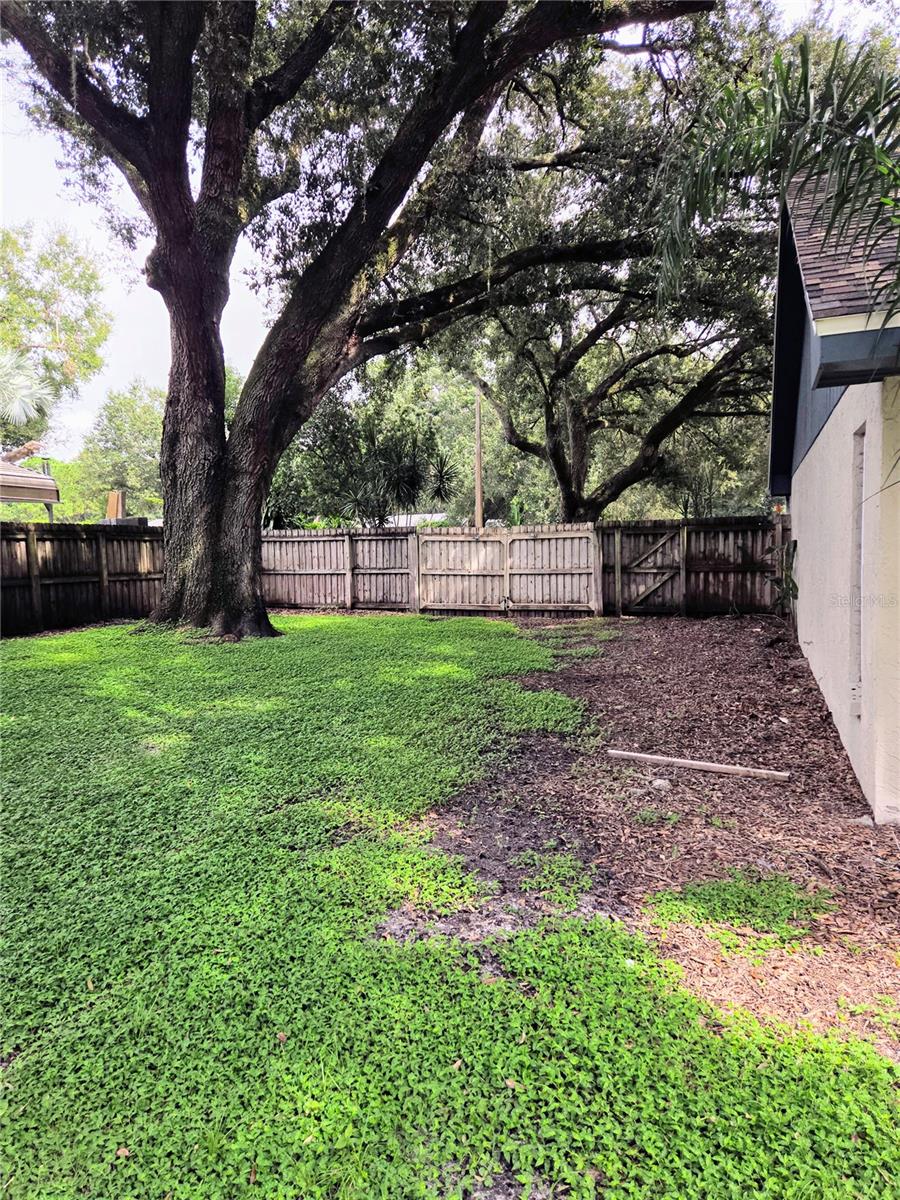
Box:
651 924 899 1060
423 615 900 1055
376 889 618 945
463 1170 555 1199
435 1163 557 1200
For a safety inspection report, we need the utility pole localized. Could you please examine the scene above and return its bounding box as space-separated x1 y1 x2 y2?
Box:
474 386 484 530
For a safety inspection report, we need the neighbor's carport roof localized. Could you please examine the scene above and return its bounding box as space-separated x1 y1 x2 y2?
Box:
0 462 60 505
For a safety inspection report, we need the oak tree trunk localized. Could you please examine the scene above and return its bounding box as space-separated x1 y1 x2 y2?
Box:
149 256 282 638
154 386 280 638
153 310 226 625
207 481 277 639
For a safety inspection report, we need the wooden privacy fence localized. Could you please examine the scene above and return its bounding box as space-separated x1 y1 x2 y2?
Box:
2 523 164 635
598 517 788 616
1 516 787 635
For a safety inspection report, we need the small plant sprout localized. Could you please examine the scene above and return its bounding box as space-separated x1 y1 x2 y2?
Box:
511 850 592 909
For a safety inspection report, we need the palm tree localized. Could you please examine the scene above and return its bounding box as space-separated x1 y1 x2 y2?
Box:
0 347 53 428
656 36 900 314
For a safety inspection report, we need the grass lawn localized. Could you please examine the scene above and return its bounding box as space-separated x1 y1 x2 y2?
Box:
1 616 897 1199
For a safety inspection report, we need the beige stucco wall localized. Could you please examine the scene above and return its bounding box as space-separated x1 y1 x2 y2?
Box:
791 378 900 824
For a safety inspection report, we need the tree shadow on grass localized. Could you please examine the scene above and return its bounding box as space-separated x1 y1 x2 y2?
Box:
2 617 897 1198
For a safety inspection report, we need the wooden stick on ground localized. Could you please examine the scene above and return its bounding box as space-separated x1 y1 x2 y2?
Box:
607 749 790 782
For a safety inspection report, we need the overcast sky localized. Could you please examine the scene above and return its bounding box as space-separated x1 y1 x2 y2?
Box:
0 0 893 458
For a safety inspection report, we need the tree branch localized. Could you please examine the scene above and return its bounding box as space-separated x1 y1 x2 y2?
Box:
345 272 634 377
359 238 649 335
365 81 506 294
583 337 753 517
585 416 644 436
551 297 634 381
490 2 712 80
198 2 257 223
506 143 621 170
141 2 204 165
3 1 150 176
694 408 769 417
461 370 547 460
597 39 677 55
246 1 356 130
136 2 206 241
582 335 723 411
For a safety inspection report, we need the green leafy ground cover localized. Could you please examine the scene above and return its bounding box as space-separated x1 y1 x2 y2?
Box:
531 620 618 665
838 996 900 1043
648 870 836 960
1 617 898 1199
512 850 593 909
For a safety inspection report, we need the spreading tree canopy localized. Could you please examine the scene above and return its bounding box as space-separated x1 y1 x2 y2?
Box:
398 37 778 523
5 2 897 634
3 0 714 635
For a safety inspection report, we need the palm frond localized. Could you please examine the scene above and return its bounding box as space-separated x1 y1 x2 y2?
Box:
656 35 900 318
0 348 53 426
428 451 458 505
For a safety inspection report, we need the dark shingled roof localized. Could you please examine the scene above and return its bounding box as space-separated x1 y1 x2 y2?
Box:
788 185 899 321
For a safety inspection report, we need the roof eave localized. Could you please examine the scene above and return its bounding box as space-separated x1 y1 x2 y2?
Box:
815 327 900 387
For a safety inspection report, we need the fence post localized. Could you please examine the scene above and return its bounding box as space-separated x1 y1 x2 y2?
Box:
502 528 512 610
408 530 421 612
773 513 784 616
614 526 623 617
96 528 110 619
591 527 603 616
25 525 44 632
679 521 688 616
343 532 355 609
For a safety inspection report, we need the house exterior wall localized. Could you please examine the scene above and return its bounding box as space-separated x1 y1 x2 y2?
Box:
791 378 900 824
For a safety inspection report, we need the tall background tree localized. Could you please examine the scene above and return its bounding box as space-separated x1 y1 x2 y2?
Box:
79 381 165 517
443 229 772 522
265 391 458 528
3 0 715 635
266 359 556 528
0 225 110 447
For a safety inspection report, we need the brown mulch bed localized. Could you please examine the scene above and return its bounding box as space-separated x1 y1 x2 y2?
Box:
417 615 900 1059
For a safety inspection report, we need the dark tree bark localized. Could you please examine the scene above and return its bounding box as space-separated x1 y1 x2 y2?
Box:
155 306 229 629
6 0 715 635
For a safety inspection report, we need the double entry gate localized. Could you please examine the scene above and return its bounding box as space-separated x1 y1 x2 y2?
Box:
416 524 601 613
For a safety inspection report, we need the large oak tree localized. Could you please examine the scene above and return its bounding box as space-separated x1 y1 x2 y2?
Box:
348 12 777 525
4 0 714 635
445 225 773 522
